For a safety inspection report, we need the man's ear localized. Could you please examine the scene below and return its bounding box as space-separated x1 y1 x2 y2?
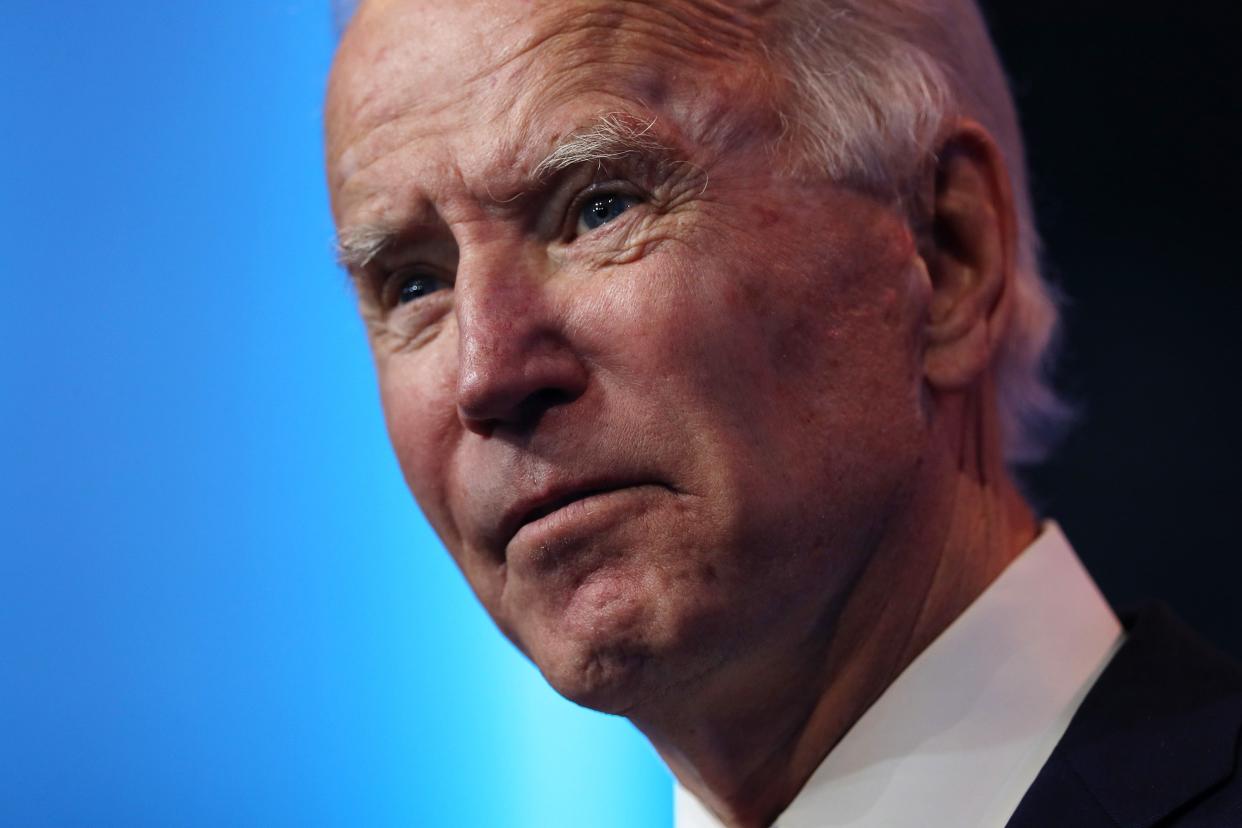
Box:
919 122 1017 391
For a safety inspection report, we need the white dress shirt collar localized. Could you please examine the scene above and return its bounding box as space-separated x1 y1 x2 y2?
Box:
674 522 1123 828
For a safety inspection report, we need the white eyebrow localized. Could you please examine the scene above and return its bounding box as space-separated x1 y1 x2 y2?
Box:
335 223 396 270
532 113 665 180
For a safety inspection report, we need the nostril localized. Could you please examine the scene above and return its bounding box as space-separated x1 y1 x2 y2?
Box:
458 386 579 436
527 388 575 409
507 387 580 431
456 365 587 435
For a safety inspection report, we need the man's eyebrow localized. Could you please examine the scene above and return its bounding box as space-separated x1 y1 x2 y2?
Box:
532 113 668 181
335 223 397 270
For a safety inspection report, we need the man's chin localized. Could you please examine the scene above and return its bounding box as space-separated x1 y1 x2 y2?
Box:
502 555 722 713
537 640 657 714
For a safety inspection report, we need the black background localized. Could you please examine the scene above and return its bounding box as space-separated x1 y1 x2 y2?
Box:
980 4 1241 656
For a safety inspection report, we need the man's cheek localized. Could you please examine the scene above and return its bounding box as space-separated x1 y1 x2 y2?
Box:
380 366 460 538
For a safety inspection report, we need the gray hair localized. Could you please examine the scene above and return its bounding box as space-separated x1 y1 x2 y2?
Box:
767 0 1068 464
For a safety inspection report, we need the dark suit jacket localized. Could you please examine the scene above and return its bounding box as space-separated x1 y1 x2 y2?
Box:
1007 605 1242 827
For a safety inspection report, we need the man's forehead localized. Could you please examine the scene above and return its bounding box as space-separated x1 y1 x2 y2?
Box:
328 0 774 154
343 0 775 62
327 0 781 217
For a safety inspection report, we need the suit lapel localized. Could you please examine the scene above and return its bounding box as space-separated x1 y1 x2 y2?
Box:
1008 605 1242 828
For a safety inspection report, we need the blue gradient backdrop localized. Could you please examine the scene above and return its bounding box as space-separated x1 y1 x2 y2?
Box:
0 3 671 825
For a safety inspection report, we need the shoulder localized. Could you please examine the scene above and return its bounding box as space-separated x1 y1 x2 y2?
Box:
1092 603 1242 729
1009 604 1242 828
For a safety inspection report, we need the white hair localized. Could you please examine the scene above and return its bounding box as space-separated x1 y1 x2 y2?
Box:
768 0 1069 464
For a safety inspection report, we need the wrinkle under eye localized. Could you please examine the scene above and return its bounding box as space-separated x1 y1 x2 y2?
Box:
578 194 640 233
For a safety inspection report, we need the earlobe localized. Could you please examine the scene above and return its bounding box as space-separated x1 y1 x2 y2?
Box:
920 123 1017 391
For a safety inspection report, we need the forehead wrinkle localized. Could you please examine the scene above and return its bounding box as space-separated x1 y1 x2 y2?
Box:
507 3 769 114
330 0 787 238
335 3 676 156
331 0 780 173
504 2 784 162
533 0 774 63
329 5 544 191
328 71 488 196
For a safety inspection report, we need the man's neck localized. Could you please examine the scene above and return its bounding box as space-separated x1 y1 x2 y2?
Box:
628 404 1038 827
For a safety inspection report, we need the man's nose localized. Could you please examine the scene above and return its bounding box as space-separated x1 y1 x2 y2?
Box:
453 262 588 435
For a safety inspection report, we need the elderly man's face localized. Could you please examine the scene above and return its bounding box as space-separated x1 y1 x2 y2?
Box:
327 0 931 712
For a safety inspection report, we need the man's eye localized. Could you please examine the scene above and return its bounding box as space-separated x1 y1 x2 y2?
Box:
577 194 640 234
394 271 447 305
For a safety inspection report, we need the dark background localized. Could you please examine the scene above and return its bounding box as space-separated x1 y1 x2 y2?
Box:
981 4 1242 656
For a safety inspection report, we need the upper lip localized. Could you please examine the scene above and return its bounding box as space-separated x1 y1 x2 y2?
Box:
496 478 651 552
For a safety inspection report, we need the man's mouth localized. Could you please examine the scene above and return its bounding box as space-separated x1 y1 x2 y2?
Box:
520 487 622 527
498 480 665 555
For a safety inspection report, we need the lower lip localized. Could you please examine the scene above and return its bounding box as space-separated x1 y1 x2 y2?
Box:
507 485 664 556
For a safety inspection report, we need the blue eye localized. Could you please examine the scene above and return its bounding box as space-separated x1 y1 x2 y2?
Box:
395 272 446 305
577 194 639 233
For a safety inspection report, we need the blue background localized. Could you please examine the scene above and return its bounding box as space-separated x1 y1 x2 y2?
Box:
0 2 670 825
